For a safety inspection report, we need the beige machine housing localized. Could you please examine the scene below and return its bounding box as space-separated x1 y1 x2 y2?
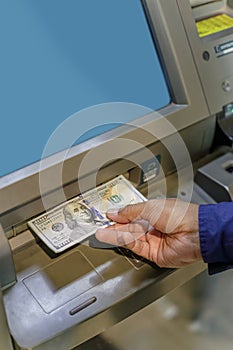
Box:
1 0 233 349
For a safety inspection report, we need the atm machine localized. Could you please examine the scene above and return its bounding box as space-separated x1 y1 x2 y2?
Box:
1 0 233 349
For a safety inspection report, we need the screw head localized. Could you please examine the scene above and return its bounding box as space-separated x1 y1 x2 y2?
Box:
222 80 232 93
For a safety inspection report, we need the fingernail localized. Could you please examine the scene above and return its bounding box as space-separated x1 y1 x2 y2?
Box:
107 208 119 216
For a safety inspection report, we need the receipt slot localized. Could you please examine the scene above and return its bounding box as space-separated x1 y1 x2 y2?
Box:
195 152 233 202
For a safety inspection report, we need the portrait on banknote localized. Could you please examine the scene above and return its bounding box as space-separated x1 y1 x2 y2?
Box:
28 175 146 253
63 200 109 242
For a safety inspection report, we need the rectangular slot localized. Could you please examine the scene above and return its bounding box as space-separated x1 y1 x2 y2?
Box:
196 14 233 37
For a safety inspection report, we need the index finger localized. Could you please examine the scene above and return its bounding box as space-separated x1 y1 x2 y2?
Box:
106 199 166 226
106 201 152 223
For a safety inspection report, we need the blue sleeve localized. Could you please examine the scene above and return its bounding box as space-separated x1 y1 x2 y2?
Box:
199 202 233 275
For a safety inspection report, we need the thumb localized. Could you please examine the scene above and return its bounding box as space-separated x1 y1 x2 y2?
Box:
106 202 150 223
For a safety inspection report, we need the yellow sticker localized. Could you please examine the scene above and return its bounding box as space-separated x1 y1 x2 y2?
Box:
196 14 233 38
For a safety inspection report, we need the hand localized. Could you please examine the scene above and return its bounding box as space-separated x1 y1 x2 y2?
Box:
95 199 201 268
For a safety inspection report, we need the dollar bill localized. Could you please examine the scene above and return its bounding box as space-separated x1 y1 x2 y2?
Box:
28 175 146 253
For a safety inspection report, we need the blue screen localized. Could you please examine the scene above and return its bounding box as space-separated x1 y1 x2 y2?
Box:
0 0 170 177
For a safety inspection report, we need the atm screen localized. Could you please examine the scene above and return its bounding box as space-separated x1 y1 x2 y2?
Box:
0 0 170 177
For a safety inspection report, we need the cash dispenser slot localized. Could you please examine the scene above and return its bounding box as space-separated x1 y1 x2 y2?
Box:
190 0 222 7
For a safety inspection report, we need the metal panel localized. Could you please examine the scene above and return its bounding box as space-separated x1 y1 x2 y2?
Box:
0 288 14 350
177 0 233 114
0 224 16 290
4 242 206 350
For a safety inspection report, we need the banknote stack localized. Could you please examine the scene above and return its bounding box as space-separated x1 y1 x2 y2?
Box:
28 175 146 253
